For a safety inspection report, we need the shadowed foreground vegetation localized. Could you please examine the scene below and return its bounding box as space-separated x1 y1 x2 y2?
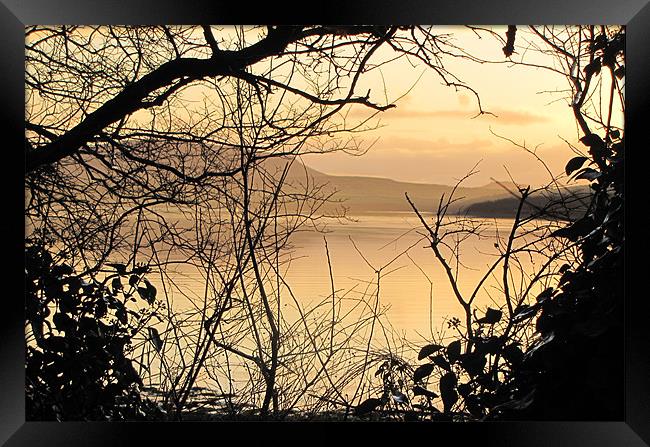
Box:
25 25 624 421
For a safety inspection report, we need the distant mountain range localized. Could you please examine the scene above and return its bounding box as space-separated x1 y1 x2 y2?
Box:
260 157 586 217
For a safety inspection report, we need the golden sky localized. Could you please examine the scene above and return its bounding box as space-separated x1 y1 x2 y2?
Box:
28 26 619 188
302 26 590 187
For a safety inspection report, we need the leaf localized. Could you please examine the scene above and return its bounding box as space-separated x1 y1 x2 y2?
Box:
143 279 157 304
439 372 458 413
413 385 438 399
523 332 556 360
614 66 625 79
583 57 601 78
446 340 462 363
502 25 517 57
43 336 67 353
53 313 74 332
457 383 473 398
116 307 128 325
574 168 601 181
502 344 524 365
579 133 604 148
137 287 149 302
565 156 588 175
94 299 108 319
460 351 487 376
418 343 444 360
413 363 435 383
432 354 451 371
513 304 540 323
148 327 164 353
129 275 139 287
111 277 123 294
477 307 502 325
107 263 127 276
551 217 597 241
354 397 382 416
536 287 554 303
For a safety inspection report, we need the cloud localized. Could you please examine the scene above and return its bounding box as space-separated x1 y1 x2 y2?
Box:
373 136 494 154
347 105 551 126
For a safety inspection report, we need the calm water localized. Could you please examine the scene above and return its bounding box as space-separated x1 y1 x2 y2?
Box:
285 213 519 341
163 213 535 342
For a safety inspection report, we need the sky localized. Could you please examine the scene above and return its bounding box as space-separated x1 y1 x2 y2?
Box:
302 26 587 187
27 26 606 189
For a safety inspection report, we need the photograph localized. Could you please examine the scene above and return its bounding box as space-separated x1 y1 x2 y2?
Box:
22 24 629 425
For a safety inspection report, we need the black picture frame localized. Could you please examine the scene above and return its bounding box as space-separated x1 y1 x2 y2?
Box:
3 1 648 445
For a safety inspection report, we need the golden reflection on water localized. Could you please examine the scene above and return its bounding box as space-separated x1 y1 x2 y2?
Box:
163 214 549 343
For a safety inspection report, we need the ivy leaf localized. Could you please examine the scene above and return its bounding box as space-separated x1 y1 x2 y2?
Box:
446 340 462 363
116 306 128 325
354 397 382 416
129 275 139 287
536 287 554 303
432 354 452 371
413 385 438 399
111 277 123 293
513 304 540 322
583 57 602 78
565 156 588 175
579 133 605 148
53 313 74 332
439 372 458 413
477 307 502 325
460 351 486 376
143 279 157 304
107 263 127 276
413 363 435 383
418 343 444 360
574 168 601 181
551 217 597 241
148 327 163 353
502 344 524 365
614 66 625 79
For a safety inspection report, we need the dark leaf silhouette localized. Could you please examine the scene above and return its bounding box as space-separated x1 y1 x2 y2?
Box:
584 57 601 78
477 307 502 325
148 327 163 353
579 133 605 148
143 279 157 304
565 156 589 175
502 344 524 365
129 275 139 287
354 397 382 416
536 287 554 303
432 354 452 371
439 372 458 413
460 351 486 376
513 304 540 322
111 277 123 293
413 385 438 399
53 313 74 332
107 263 127 275
418 343 444 360
574 168 601 181
551 217 597 241
413 363 435 383
446 340 462 363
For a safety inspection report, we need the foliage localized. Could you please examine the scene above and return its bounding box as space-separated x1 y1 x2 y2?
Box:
427 26 624 421
25 240 165 420
496 31 625 419
353 26 625 422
